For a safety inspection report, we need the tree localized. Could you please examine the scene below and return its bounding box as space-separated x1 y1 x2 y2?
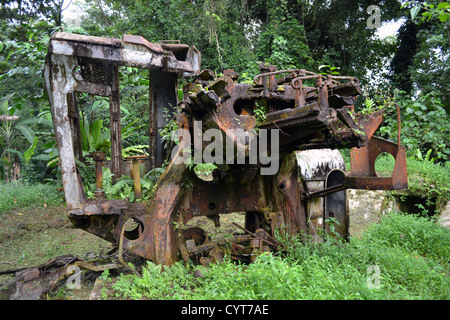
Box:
0 3 61 181
381 1 450 161
0 0 66 31
390 20 420 94
246 0 403 82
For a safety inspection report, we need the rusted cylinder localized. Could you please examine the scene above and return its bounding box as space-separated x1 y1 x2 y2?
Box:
92 151 105 198
125 155 147 199
132 159 141 199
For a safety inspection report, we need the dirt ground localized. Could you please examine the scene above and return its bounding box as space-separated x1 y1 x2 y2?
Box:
0 206 112 271
0 205 250 299
0 206 113 299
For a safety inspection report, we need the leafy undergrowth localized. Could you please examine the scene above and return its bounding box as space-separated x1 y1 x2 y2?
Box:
103 212 449 300
0 181 65 212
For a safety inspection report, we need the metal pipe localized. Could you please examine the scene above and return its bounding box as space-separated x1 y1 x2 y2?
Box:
92 151 105 198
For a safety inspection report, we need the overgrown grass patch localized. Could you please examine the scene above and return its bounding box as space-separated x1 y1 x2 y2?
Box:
404 157 450 207
109 212 450 300
0 180 64 212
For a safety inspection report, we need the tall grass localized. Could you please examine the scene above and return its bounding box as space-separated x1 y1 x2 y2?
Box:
110 212 450 300
0 180 64 212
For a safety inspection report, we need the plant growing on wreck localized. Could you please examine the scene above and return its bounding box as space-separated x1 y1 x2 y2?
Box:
110 212 449 300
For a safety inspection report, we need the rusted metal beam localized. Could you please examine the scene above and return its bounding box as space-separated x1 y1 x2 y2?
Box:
346 136 408 190
93 151 105 198
109 65 123 179
125 155 148 199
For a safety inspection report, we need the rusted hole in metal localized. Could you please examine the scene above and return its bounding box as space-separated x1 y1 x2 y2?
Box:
123 217 144 241
375 152 395 177
78 216 90 228
233 99 255 116
183 227 207 246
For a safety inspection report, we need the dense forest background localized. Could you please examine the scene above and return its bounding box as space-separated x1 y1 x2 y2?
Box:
0 0 449 183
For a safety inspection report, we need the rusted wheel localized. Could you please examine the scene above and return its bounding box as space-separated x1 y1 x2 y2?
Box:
182 227 207 246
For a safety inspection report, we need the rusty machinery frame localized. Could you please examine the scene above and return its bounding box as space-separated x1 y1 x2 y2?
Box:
44 32 407 267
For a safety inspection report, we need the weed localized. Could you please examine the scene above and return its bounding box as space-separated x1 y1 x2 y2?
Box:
193 163 217 177
110 212 449 300
0 180 64 212
363 212 450 263
112 261 200 299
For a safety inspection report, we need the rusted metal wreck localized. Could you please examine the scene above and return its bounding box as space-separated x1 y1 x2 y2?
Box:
43 32 408 267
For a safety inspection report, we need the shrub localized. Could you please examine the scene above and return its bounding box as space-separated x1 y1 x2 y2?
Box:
379 90 449 162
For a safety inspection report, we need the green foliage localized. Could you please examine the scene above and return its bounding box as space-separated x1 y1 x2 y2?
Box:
318 65 341 76
359 97 381 115
0 1 65 26
256 4 312 71
0 20 60 181
0 180 64 212
85 166 163 202
193 163 217 177
110 212 449 300
363 212 450 263
406 1 450 23
106 175 136 202
80 119 111 154
112 261 199 299
253 101 267 125
395 1 450 107
405 156 450 206
122 145 149 158
0 93 41 180
158 107 179 151
74 158 95 188
378 90 449 162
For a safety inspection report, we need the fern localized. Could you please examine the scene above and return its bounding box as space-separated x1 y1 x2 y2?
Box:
75 159 95 185
102 167 114 198
120 183 135 202
74 159 96 197
361 97 379 114
109 177 133 195
140 176 152 190
144 167 165 185
122 145 149 157
78 165 165 202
